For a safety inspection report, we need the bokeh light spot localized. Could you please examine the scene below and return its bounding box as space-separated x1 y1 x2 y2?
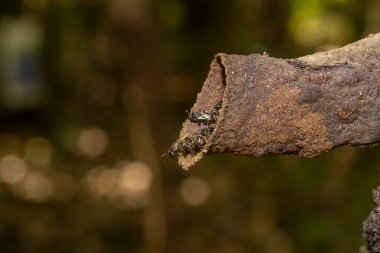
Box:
119 161 153 206
288 12 354 48
78 127 109 158
179 176 210 206
21 172 53 202
0 155 28 184
289 15 324 47
85 166 118 197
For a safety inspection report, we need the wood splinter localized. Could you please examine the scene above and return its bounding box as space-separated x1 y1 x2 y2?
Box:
169 33 380 170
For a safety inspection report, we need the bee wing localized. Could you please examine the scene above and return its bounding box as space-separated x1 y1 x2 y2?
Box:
198 113 211 120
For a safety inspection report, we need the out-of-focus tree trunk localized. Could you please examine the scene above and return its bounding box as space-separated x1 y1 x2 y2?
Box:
107 1 166 253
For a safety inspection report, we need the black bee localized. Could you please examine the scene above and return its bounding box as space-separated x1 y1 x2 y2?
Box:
166 142 181 158
192 127 215 151
200 127 214 137
193 135 206 151
210 101 222 123
188 110 211 125
188 101 222 125
214 101 222 110
165 135 199 158
210 110 219 123
181 137 197 155
164 134 188 158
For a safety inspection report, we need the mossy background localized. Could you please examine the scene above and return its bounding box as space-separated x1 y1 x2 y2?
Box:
0 0 379 252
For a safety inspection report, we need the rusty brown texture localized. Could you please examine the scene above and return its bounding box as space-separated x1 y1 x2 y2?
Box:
176 33 380 170
362 187 380 253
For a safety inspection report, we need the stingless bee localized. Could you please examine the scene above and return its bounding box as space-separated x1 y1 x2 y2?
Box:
188 100 222 125
188 110 211 125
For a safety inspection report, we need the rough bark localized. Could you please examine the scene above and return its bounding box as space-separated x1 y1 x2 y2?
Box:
175 33 380 170
362 187 380 253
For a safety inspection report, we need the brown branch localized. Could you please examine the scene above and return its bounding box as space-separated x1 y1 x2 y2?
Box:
362 187 380 253
173 33 380 170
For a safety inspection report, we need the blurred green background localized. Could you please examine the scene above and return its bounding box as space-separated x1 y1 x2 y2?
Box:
0 0 379 252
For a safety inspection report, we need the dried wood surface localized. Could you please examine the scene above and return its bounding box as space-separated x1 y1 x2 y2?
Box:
362 187 380 253
175 33 380 170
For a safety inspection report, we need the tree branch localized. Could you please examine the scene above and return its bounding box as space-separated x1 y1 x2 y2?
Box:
362 187 380 253
173 33 380 170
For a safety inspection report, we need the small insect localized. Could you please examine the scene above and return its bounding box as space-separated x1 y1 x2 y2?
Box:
181 136 197 155
164 134 199 158
165 128 214 159
166 142 181 158
210 110 219 123
214 101 222 110
164 134 188 158
210 101 222 123
188 101 222 126
200 127 214 137
188 110 211 125
192 127 215 151
193 134 206 150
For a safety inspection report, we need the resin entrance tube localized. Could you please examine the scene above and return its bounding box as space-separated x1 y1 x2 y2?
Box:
176 34 380 169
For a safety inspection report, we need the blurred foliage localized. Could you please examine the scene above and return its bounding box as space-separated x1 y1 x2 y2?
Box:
0 0 379 252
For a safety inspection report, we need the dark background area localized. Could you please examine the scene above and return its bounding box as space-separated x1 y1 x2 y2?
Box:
0 0 379 252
